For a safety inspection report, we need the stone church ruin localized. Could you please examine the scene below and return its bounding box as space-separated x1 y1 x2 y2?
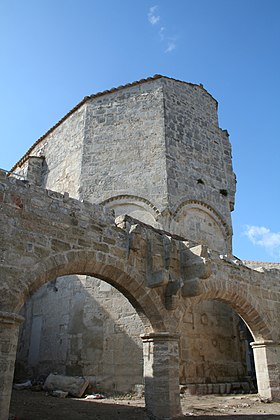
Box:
1 75 280 420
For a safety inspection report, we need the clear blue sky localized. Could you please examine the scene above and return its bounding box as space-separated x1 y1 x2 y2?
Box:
1 0 279 262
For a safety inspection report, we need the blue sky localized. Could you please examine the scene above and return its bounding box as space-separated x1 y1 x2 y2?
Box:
0 0 279 262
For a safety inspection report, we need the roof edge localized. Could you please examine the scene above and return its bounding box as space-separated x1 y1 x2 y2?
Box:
11 74 217 172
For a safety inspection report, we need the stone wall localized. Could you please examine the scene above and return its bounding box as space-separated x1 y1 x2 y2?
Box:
2 169 280 419
15 105 86 197
16 276 143 392
162 78 235 252
80 80 168 210
179 301 248 385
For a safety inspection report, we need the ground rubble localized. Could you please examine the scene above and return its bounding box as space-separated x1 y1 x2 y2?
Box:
9 389 280 419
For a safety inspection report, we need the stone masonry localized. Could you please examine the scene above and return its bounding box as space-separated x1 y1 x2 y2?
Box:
1 170 280 419
1 75 280 419
12 76 243 395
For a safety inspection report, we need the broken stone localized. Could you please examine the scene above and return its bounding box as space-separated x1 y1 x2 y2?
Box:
51 390 68 398
43 374 89 397
134 384 144 397
13 380 32 390
85 393 105 399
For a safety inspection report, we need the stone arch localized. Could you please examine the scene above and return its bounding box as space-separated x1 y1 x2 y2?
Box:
101 194 161 229
13 249 169 333
171 199 232 252
3 253 183 419
191 277 273 342
177 297 254 389
181 276 277 401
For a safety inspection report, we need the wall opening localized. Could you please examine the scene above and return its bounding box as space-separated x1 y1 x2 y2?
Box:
14 274 144 395
179 299 256 395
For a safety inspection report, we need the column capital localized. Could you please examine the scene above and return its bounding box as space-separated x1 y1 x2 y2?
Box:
0 311 24 326
141 331 180 342
251 340 280 349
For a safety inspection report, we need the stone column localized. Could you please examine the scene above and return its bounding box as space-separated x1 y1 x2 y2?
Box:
251 340 280 401
141 332 181 419
0 312 24 420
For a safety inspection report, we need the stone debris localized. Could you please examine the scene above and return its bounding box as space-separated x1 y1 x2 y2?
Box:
13 380 32 390
85 393 105 399
134 384 144 397
43 374 89 398
51 390 69 398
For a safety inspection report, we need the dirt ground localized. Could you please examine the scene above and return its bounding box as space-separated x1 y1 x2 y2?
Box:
9 390 280 419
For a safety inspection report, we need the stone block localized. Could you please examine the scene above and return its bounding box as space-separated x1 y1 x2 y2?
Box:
241 382 250 393
226 383 232 394
212 384 220 394
43 374 89 397
207 383 213 394
219 383 226 394
51 390 68 398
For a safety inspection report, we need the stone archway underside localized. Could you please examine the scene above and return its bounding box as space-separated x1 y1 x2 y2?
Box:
1 172 280 419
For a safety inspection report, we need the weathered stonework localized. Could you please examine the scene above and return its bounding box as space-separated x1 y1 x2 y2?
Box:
12 76 242 396
1 75 280 419
1 171 280 419
13 75 235 249
16 275 144 392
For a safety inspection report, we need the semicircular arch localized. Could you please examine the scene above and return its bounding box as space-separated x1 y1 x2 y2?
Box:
101 194 161 228
173 199 231 238
171 199 232 253
191 277 273 341
14 249 169 333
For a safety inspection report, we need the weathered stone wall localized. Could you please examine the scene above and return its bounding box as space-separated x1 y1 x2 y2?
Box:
80 80 168 211
162 78 235 252
1 171 280 419
179 301 248 385
16 275 143 392
160 78 240 386
16 279 248 391
15 106 86 197
14 81 163 391
13 76 235 248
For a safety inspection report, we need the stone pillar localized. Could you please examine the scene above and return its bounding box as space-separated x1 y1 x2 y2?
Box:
251 340 280 401
141 332 181 419
0 312 24 420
